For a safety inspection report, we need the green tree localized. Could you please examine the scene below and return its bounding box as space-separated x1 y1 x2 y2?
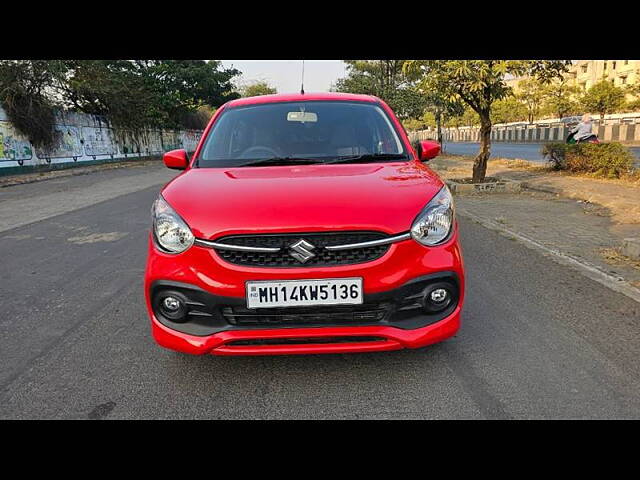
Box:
542 78 582 119
516 78 546 123
0 60 68 149
61 60 161 130
463 108 480 126
491 97 528 124
404 60 570 182
392 88 431 120
624 84 640 111
402 113 434 131
422 92 465 144
445 107 480 128
334 60 426 117
241 81 277 97
580 79 626 120
0 60 241 144
337 60 405 95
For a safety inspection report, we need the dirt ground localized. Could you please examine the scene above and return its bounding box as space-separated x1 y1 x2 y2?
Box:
431 155 640 225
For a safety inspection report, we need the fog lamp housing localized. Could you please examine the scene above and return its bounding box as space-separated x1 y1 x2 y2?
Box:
423 282 455 313
155 291 188 323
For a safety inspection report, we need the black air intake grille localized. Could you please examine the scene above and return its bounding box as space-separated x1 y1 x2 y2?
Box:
221 302 393 327
226 336 387 346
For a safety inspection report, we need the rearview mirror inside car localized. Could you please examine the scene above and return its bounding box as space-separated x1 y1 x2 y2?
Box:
287 111 318 123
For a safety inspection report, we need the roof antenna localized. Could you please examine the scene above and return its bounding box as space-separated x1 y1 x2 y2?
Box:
300 60 305 94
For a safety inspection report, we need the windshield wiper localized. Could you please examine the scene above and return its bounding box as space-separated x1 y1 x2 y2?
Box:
323 153 409 164
234 157 323 167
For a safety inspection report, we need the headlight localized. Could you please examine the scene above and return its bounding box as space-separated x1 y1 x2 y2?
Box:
152 196 194 254
410 186 454 246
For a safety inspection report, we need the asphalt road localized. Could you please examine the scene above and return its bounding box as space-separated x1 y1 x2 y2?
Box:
443 142 640 166
1 163 640 419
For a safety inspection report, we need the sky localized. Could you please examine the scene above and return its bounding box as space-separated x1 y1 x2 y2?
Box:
220 60 347 94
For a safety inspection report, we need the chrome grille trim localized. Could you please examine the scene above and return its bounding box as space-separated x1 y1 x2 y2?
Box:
194 239 281 253
194 231 410 253
324 232 411 251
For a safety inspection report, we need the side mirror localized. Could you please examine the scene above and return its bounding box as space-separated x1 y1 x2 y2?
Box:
414 140 440 161
163 149 189 170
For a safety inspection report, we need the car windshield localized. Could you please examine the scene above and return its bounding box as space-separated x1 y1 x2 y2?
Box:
196 101 407 167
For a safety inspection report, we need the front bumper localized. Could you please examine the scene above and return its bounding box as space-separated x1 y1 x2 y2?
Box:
144 225 464 355
150 308 461 355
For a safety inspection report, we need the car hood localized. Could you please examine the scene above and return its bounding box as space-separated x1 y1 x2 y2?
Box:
161 162 445 239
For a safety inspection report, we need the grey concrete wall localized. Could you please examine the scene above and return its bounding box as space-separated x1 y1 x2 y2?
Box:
409 119 640 144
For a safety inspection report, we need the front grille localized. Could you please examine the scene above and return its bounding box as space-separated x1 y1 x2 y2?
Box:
222 302 393 327
214 231 390 267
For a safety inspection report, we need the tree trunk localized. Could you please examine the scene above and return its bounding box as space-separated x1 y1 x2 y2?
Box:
436 110 443 146
472 115 491 183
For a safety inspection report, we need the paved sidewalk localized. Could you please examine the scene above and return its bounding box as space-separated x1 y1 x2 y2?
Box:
429 156 640 292
455 191 640 290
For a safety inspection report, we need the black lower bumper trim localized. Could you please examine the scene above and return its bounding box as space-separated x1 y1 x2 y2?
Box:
226 336 387 346
150 272 460 337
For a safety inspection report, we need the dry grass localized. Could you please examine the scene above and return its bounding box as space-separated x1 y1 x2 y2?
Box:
600 247 640 271
440 153 639 186
489 158 544 171
558 168 640 186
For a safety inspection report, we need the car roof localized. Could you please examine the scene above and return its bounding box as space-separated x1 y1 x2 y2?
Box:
225 92 381 108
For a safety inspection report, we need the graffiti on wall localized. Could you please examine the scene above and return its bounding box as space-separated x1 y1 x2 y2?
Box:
83 127 117 157
161 130 182 151
36 125 83 159
0 106 204 170
181 130 201 152
118 130 141 155
142 131 163 154
0 122 33 164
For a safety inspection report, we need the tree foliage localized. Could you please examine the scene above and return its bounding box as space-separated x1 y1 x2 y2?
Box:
241 81 277 97
0 60 241 149
444 107 480 128
0 60 67 149
580 79 626 120
402 113 435 131
624 84 640 111
334 60 426 118
491 97 528 124
61 60 240 130
515 78 546 124
542 78 582 119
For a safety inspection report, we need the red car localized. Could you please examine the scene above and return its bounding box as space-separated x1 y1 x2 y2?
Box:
145 92 464 356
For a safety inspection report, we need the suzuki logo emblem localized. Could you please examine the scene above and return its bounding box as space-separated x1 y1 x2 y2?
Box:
289 239 316 263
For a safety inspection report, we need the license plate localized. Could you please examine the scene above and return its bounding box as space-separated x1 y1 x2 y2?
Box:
246 278 363 309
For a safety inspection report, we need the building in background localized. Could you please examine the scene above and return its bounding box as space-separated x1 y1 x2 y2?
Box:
566 60 640 98
507 61 640 96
